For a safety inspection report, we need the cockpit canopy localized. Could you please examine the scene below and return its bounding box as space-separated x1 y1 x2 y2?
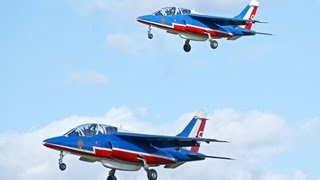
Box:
64 123 118 137
153 7 192 16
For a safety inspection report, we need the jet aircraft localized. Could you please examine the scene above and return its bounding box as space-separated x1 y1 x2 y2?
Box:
137 0 271 52
43 111 233 180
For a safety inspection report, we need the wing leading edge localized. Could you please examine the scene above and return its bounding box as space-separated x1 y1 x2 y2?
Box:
114 132 228 148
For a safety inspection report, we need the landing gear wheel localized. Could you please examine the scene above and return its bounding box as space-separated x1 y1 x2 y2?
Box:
107 175 117 180
210 40 218 49
148 33 153 39
59 163 66 171
183 39 191 52
183 43 191 52
147 169 158 180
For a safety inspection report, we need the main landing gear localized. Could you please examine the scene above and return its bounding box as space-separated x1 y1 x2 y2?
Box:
206 31 218 50
147 26 153 39
58 151 67 171
138 157 158 180
182 39 219 52
107 169 117 180
183 39 191 52
210 40 218 49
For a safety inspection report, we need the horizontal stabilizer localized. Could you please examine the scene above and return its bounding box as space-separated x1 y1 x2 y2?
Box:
205 155 235 160
252 20 268 24
212 139 229 143
255 32 273 36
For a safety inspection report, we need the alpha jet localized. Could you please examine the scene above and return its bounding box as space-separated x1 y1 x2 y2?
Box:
137 0 271 52
43 111 233 180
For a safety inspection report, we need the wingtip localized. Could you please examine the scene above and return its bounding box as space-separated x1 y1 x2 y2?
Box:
205 155 235 160
212 139 230 143
256 32 273 36
251 20 268 24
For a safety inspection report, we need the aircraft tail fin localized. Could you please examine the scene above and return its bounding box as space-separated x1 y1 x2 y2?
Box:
177 110 208 152
235 0 260 30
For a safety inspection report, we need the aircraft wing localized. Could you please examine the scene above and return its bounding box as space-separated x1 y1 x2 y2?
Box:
114 132 228 148
188 14 263 26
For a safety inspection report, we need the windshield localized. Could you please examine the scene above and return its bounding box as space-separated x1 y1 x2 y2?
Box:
163 7 176 16
180 8 191 15
64 123 118 137
153 7 191 16
153 10 164 16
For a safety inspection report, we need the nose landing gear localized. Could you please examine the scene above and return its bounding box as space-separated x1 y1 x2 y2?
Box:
148 26 153 39
58 151 67 171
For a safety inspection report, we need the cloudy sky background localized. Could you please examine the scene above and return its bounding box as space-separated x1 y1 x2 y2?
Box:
0 0 319 179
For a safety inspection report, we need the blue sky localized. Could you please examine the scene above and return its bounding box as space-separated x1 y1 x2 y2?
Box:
0 0 319 179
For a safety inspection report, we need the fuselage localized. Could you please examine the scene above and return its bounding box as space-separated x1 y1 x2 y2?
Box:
137 14 256 41
43 133 205 171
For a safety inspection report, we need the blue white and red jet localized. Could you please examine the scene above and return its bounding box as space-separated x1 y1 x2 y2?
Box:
43 110 232 180
137 0 271 52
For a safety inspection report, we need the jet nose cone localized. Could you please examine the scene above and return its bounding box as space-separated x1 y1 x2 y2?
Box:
136 15 150 23
42 136 62 148
42 137 53 147
136 16 143 22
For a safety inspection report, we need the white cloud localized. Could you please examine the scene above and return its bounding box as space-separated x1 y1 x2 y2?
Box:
260 172 287 180
258 170 309 180
64 71 109 86
0 107 317 180
293 170 308 180
105 32 151 54
300 117 320 139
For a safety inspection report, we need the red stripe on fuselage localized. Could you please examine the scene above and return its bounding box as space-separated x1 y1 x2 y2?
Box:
111 149 175 165
43 142 175 165
173 24 186 31
95 148 113 157
183 25 231 37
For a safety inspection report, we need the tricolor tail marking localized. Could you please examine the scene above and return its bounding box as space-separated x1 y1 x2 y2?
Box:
190 119 207 152
177 110 209 153
235 0 260 30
